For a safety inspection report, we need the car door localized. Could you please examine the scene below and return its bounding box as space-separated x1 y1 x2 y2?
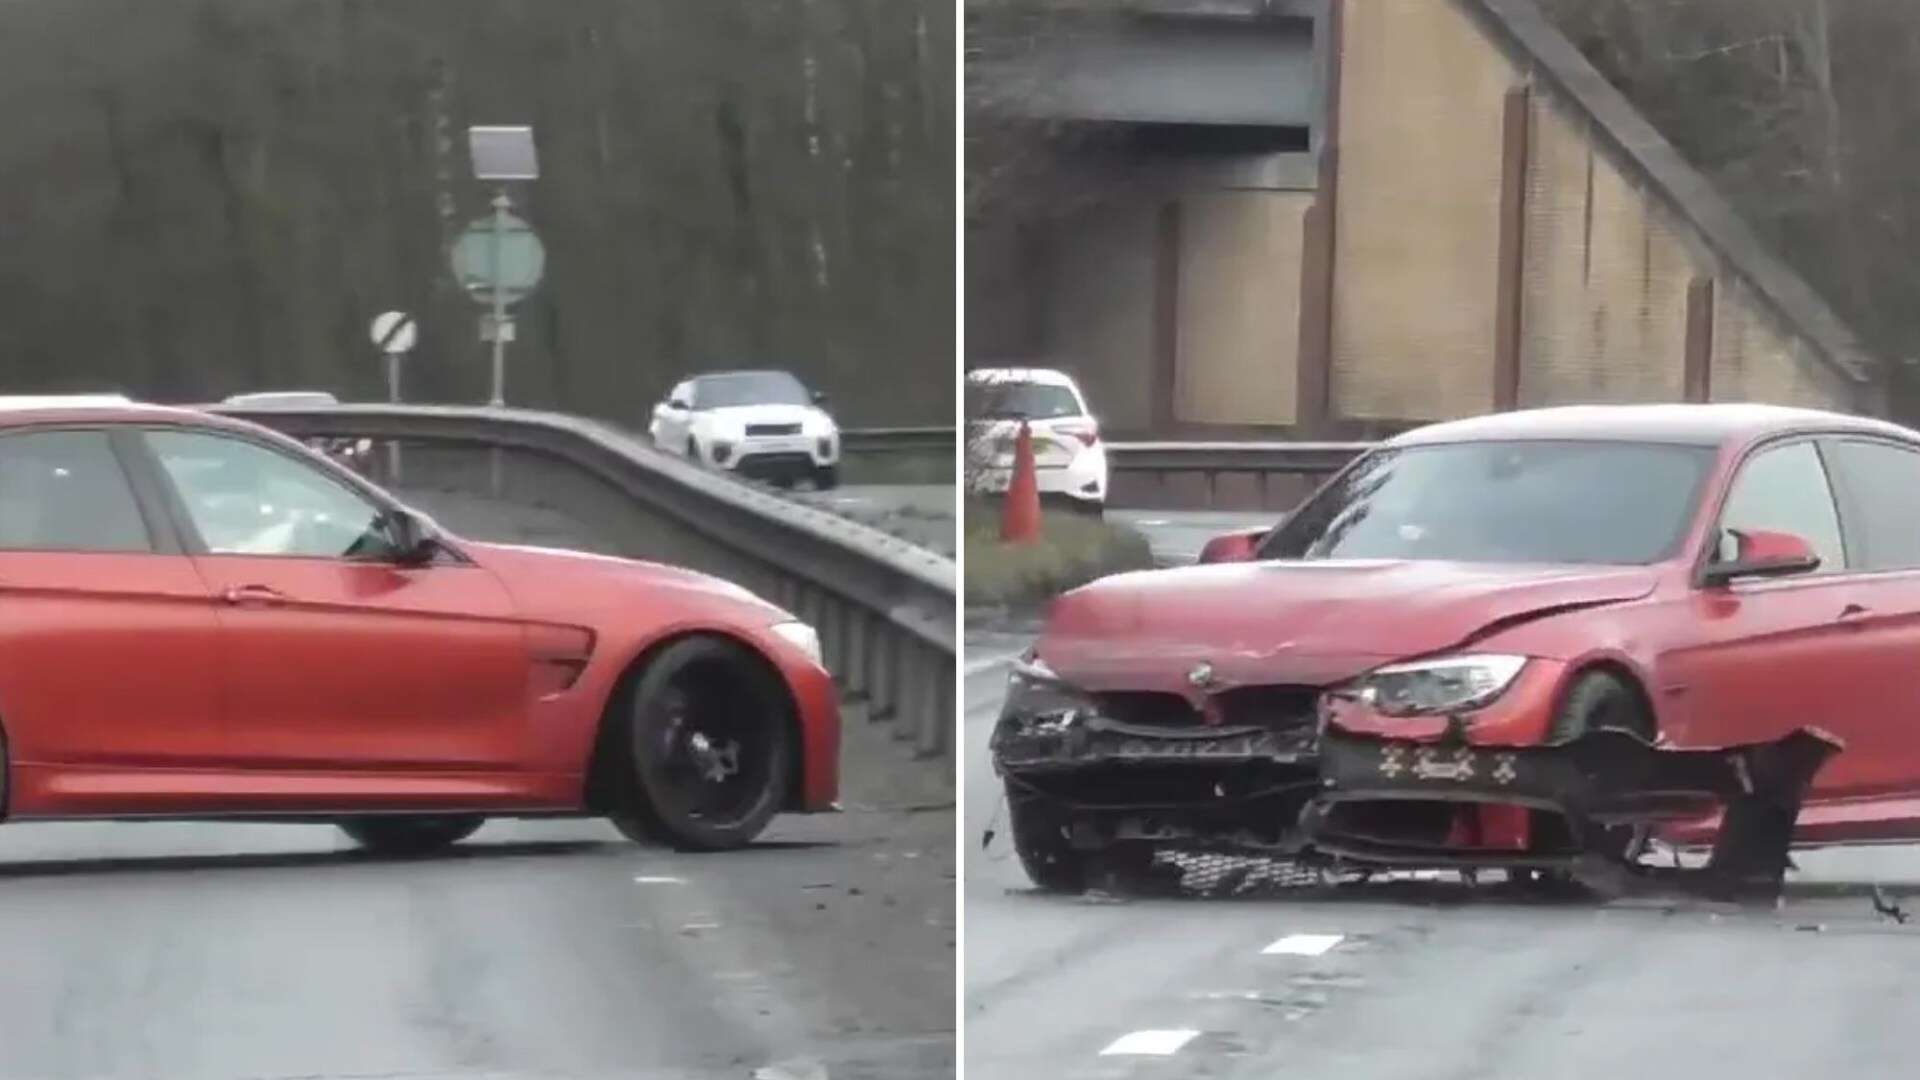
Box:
1808 436 1920 815
1659 437 1881 800
651 380 693 453
0 427 225 810
136 426 532 783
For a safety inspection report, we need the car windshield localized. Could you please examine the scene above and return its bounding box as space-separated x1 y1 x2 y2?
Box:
1258 440 1715 565
966 380 1081 420
692 372 811 408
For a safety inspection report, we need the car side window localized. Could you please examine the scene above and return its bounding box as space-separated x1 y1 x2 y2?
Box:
0 430 153 553
1717 441 1846 572
1827 439 1920 571
145 430 392 559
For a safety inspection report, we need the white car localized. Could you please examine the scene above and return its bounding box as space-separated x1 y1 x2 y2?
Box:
965 367 1107 511
649 369 841 489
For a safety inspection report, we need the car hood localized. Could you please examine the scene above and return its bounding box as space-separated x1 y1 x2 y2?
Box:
701 403 831 429
1035 559 1658 693
459 540 788 625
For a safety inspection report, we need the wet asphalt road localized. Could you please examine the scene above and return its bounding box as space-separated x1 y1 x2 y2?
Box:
965 657 1920 1080
964 515 1920 1080
0 710 954 1080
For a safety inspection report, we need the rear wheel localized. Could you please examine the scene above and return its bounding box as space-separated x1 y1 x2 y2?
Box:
608 636 793 851
338 815 484 856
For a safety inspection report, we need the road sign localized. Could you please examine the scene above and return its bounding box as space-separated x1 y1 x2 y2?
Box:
450 212 545 307
370 310 418 354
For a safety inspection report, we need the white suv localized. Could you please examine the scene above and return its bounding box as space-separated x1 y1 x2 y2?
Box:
649 369 841 489
965 367 1107 512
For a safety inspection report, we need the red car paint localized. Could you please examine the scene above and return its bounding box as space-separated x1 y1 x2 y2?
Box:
1032 404 1920 849
0 404 837 820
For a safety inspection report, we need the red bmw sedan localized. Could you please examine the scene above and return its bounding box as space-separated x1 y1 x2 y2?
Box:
0 398 838 853
992 404 1917 895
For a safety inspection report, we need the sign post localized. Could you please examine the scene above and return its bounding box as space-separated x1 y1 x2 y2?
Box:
456 125 544 409
368 310 418 482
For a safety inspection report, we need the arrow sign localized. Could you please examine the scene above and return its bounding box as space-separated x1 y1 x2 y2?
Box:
370 311 418 354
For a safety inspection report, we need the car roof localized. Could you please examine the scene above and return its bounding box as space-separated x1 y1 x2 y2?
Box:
1388 403 1914 449
689 369 800 382
967 367 1078 388
0 399 279 436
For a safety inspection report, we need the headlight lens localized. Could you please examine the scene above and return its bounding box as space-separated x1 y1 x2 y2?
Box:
1352 654 1528 717
770 621 823 666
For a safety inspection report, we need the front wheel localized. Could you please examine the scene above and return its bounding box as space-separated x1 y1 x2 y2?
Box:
1550 670 1655 864
814 465 840 491
609 636 793 851
338 815 484 856
1008 792 1088 892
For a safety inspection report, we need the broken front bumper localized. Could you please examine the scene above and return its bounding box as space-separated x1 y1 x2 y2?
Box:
992 701 1844 894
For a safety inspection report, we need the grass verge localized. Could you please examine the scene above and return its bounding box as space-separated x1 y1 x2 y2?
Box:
963 499 1155 609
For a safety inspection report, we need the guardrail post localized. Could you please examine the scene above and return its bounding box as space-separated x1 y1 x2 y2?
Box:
894 643 924 745
817 597 842 679
867 629 896 722
915 652 952 759
843 609 869 701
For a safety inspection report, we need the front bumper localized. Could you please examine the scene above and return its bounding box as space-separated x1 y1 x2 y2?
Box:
708 435 837 477
992 701 1843 892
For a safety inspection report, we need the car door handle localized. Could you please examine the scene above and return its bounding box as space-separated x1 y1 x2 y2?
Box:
1839 602 1871 622
221 584 288 606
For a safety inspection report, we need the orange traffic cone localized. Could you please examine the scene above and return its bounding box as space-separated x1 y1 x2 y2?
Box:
1000 420 1042 544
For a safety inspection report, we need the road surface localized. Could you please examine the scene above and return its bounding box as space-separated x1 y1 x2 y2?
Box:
963 650 1920 1080
0 706 953 1080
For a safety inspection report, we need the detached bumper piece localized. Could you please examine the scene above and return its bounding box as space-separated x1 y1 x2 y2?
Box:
1313 724 1843 899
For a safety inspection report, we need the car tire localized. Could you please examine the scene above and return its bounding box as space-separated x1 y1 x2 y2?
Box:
1546 670 1654 866
608 636 793 852
1548 670 1654 743
814 465 840 491
1007 791 1089 892
338 815 484 856
686 436 701 464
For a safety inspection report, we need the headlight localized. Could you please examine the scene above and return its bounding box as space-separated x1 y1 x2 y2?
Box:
1351 654 1527 717
770 621 822 666
1004 651 1098 718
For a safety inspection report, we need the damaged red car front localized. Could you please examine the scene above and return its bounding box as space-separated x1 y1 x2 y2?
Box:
988 405 1920 899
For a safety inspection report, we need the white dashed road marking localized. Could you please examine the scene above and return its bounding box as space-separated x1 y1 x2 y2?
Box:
1099 1029 1201 1057
633 875 686 885
1262 933 1346 956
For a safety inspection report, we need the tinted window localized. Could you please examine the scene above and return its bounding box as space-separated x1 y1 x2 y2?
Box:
1827 439 1920 570
1260 440 1713 565
1717 441 1846 572
691 372 810 408
147 431 390 559
965 380 1083 420
0 431 152 553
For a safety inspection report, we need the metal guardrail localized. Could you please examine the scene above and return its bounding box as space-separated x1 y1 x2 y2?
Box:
840 426 954 485
217 404 958 759
1106 440 1375 511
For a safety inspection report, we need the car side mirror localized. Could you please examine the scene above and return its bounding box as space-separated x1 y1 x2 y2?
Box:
385 509 438 567
812 390 829 405
1702 528 1820 587
1198 527 1270 564
666 398 690 412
